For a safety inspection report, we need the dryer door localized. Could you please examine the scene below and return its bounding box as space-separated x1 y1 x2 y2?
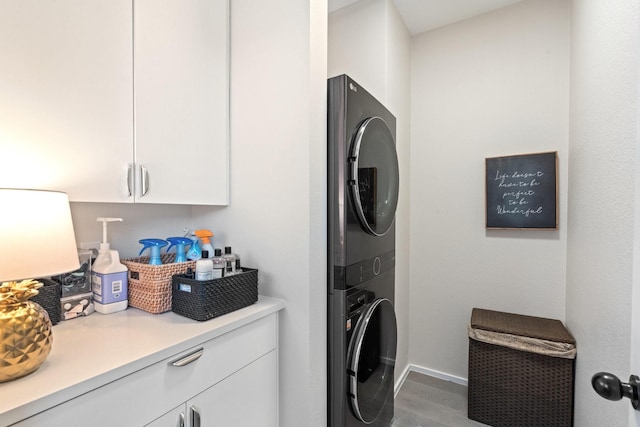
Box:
349 116 399 236
347 297 397 424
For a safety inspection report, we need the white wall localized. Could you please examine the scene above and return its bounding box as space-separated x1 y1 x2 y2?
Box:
69 203 192 257
328 0 412 385
384 0 412 387
328 0 386 99
409 0 571 380
566 0 640 426
191 0 328 425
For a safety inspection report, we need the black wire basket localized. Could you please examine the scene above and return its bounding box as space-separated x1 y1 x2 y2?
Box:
171 268 258 321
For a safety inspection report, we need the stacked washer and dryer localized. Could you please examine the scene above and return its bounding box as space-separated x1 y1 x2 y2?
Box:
328 75 400 427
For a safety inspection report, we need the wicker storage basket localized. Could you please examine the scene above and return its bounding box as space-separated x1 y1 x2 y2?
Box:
32 278 62 325
171 268 258 321
122 254 196 314
468 308 576 427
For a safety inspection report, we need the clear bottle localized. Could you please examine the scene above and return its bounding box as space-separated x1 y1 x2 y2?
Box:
223 246 237 276
211 248 226 278
234 251 241 273
195 250 214 281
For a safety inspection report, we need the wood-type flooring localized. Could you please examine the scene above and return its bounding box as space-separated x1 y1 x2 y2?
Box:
391 372 489 427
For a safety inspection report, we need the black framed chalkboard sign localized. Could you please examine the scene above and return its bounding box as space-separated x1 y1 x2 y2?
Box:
485 151 558 229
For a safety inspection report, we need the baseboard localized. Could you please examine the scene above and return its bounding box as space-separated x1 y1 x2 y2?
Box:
395 363 468 395
410 364 468 386
394 364 412 397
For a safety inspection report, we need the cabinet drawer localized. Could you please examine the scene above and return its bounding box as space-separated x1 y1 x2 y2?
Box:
145 351 277 427
12 314 277 427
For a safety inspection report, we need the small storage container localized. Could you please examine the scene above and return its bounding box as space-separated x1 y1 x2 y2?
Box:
122 254 196 314
171 268 258 321
52 248 94 320
468 308 576 427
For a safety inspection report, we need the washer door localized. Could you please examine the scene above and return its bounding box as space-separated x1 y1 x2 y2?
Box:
347 298 397 424
349 116 399 236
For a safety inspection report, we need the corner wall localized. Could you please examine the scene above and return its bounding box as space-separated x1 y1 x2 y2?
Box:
192 0 328 425
409 0 571 380
384 0 412 386
566 1 640 425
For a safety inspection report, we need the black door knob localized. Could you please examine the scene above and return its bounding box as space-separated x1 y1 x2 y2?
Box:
591 372 640 410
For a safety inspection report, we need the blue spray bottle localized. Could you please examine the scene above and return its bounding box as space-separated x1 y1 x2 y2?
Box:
166 237 192 263
186 230 202 261
139 239 168 265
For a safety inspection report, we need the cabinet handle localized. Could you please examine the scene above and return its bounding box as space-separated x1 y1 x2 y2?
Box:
190 405 201 427
127 164 133 197
169 347 204 367
178 412 185 427
141 165 149 196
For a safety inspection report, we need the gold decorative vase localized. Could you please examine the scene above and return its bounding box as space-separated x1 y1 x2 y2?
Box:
0 280 53 383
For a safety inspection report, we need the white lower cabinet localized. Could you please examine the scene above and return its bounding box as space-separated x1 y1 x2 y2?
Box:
146 405 186 427
146 351 277 427
12 314 277 427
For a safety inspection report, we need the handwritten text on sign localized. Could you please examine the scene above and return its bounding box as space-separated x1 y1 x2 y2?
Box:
485 152 557 229
494 170 544 217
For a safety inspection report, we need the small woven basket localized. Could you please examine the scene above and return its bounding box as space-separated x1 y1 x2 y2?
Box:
171 268 258 321
122 254 196 314
32 278 62 325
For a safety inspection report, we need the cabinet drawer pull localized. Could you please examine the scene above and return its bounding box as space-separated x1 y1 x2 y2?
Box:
127 164 133 197
178 412 185 427
170 348 204 367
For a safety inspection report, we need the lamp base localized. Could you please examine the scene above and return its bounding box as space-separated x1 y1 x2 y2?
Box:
0 300 52 382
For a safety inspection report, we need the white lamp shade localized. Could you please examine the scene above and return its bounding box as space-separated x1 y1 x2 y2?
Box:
0 189 80 282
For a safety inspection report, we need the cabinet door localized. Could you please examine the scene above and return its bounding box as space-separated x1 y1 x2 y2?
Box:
134 0 229 205
187 350 277 427
0 0 134 203
145 404 186 427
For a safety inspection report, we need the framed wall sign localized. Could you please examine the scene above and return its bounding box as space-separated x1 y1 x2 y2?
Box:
485 151 558 229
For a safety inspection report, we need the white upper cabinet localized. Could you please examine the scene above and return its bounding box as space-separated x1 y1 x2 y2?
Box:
134 0 229 205
0 0 133 202
0 0 229 205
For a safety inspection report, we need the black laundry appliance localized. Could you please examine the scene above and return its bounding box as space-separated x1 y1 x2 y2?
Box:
327 74 399 427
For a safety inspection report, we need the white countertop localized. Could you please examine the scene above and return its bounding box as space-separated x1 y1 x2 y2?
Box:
0 295 285 426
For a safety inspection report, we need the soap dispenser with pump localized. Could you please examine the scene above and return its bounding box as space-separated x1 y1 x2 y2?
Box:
92 217 128 314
